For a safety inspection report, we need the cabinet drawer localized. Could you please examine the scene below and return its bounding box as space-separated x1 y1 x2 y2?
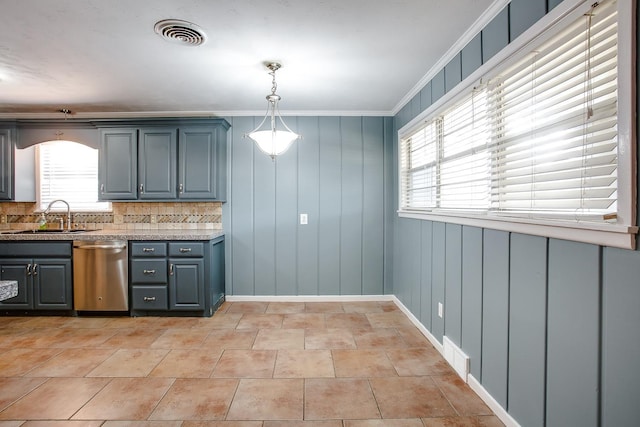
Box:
131 285 168 310
168 242 204 257
131 259 167 283
131 242 167 257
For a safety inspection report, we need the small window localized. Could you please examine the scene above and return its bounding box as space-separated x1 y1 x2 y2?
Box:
37 140 110 211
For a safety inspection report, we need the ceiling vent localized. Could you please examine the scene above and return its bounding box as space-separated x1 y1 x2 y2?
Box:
154 19 207 46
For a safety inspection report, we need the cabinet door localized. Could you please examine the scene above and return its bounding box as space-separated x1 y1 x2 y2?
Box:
139 128 177 199
0 259 32 309
0 128 14 200
33 259 72 310
210 238 225 308
99 129 137 200
178 127 217 199
169 258 204 310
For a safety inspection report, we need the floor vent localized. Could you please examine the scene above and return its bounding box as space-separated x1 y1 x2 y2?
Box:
443 336 470 381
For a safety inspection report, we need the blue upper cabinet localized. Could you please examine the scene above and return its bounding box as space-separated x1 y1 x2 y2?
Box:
99 128 138 200
179 127 225 200
139 128 178 199
98 119 229 201
0 127 14 200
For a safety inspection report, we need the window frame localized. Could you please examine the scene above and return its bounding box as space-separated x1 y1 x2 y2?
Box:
397 0 637 249
35 140 112 213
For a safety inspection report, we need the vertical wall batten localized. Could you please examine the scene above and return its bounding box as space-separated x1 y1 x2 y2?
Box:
508 233 547 427
340 117 364 295
601 248 640 427
318 117 342 295
274 117 299 295
444 223 462 346
480 229 510 407
461 226 483 379
296 117 321 295
431 222 446 342
253 117 277 296
546 240 600 427
420 221 433 329
362 117 385 295
226 116 256 296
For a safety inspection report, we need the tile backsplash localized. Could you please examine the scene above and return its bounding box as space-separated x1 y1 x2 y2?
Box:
0 202 223 231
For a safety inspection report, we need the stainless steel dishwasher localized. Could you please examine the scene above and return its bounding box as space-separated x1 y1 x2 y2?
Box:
73 240 129 311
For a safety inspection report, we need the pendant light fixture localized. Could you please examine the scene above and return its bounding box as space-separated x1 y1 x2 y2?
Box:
246 62 300 160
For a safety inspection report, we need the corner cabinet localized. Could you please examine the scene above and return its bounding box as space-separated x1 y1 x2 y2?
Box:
0 242 73 312
0 127 15 200
98 119 229 202
129 236 225 316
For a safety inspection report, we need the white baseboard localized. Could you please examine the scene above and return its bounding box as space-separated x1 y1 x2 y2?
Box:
468 375 521 427
225 294 396 302
390 296 444 354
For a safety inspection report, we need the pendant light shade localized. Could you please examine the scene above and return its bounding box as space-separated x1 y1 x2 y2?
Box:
246 63 300 160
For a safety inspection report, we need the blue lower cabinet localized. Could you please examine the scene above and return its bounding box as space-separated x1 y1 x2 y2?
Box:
0 242 73 312
131 285 169 310
129 238 224 316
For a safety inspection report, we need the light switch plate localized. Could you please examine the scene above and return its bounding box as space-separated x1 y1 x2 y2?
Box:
300 213 308 225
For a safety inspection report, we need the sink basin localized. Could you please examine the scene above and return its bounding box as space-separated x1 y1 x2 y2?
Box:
10 229 95 234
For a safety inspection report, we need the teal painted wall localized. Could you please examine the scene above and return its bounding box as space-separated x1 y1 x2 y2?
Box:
222 116 394 297
392 1 640 426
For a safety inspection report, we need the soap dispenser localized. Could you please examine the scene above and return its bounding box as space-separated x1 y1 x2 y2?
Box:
38 213 47 230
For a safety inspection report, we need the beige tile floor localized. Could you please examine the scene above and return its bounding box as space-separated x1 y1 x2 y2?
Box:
0 301 504 426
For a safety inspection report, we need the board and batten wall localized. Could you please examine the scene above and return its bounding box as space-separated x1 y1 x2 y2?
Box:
392 0 640 427
222 116 395 297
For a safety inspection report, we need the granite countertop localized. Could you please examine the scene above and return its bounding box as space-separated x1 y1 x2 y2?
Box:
0 229 225 241
0 280 18 301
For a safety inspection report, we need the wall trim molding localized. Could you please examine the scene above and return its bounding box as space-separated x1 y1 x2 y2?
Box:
225 294 396 302
468 375 521 427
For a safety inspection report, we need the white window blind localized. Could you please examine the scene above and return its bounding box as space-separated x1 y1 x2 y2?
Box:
488 0 618 219
37 140 110 211
400 0 620 223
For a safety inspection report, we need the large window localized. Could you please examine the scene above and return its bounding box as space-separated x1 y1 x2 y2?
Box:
399 0 635 248
37 140 110 212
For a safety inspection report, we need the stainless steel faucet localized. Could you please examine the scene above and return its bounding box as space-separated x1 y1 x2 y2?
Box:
44 199 71 231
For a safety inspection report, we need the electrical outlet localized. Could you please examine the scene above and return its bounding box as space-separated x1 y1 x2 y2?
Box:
150 214 157 224
438 302 443 318
300 213 308 225
0 215 5 224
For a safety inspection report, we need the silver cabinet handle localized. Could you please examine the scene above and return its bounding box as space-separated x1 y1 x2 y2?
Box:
26 264 31 276
139 184 144 193
143 269 156 275
178 183 184 194
143 296 156 302
100 184 105 194
169 264 174 276
179 248 192 253
32 264 38 276
142 247 155 253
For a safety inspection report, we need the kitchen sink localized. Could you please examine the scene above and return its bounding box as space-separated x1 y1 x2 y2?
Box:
9 229 96 234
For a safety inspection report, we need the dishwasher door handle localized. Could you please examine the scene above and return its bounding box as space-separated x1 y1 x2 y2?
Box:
74 244 127 250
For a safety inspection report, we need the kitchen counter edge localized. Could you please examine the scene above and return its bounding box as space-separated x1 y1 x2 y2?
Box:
0 229 225 241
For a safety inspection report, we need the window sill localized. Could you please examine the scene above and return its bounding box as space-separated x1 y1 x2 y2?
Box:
397 209 638 250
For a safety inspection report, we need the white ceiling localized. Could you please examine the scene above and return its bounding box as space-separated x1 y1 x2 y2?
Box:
0 0 496 118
